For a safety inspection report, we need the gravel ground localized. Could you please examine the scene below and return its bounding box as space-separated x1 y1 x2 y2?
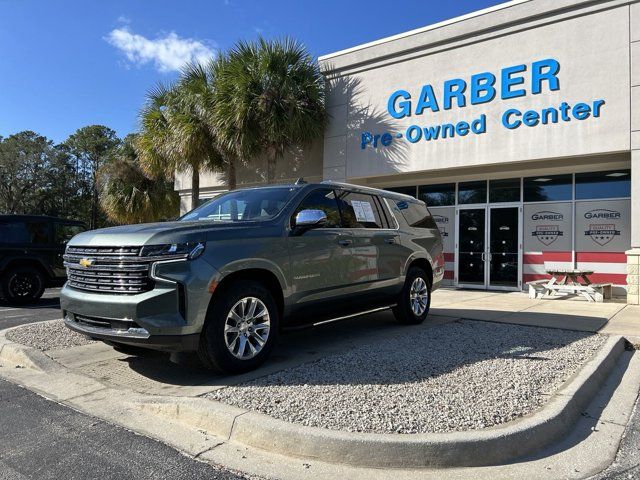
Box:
6 320 95 351
208 320 606 434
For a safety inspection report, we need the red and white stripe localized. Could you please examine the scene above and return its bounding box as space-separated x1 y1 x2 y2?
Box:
443 252 454 282
523 251 627 285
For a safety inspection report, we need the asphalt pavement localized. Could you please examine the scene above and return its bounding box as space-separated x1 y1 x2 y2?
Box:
0 289 254 480
591 394 640 480
0 288 62 331
0 378 248 480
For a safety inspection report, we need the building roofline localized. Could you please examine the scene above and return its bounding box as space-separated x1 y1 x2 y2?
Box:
318 0 634 74
318 0 529 62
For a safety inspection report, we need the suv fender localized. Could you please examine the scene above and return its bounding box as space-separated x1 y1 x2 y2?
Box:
403 253 434 283
211 259 288 316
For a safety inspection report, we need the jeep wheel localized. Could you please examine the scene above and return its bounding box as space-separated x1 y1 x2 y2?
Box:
392 266 431 325
1 266 45 305
198 281 278 374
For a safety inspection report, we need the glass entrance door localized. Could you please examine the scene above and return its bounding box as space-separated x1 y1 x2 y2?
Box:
488 207 520 289
457 208 486 288
456 206 521 290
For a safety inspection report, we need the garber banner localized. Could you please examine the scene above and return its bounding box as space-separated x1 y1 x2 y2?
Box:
360 58 606 150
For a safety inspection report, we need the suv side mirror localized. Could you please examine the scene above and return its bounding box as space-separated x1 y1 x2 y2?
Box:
294 209 327 229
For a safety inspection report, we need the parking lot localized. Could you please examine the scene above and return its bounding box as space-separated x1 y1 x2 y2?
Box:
1 287 639 479
0 288 62 331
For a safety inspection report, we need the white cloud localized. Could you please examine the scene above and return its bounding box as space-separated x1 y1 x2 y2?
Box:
105 27 215 72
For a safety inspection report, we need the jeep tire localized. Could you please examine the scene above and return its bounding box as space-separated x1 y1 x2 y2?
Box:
1 266 45 305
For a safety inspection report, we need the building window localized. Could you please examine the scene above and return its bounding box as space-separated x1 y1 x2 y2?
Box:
489 178 520 203
458 180 487 204
575 170 631 200
418 183 455 206
383 186 417 198
523 174 572 202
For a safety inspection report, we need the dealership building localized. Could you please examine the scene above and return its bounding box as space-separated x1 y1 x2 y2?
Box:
176 0 640 304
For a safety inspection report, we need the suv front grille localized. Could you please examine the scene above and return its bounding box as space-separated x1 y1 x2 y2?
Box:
63 246 153 294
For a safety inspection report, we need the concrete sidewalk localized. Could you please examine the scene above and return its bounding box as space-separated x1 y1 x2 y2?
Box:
431 288 639 338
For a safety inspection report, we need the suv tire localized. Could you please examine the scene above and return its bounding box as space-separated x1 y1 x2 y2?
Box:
392 266 431 325
1 266 45 305
198 280 278 374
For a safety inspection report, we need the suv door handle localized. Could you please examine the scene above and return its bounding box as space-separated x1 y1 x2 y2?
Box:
384 237 396 245
337 239 352 247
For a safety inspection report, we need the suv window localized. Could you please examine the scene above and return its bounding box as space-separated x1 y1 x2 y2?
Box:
26 222 50 244
337 191 384 229
0 221 28 243
181 187 297 222
54 223 84 244
292 188 341 228
396 201 437 229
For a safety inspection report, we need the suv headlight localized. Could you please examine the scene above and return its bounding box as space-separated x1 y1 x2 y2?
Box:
141 242 205 260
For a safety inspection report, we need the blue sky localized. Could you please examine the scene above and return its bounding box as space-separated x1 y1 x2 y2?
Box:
0 0 504 143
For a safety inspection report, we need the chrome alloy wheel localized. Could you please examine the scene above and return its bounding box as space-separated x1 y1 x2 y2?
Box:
409 277 429 316
224 297 271 360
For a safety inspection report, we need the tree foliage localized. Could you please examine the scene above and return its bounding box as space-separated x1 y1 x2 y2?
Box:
100 134 180 225
64 125 120 229
137 64 225 210
212 37 327 182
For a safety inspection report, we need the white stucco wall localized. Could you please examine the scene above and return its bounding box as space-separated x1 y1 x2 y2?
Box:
321 2 632 182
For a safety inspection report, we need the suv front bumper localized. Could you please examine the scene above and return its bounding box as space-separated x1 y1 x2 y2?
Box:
59 258 217 352
63 314 200 351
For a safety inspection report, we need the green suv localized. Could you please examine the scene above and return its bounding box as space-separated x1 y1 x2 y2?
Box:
61 182 444 373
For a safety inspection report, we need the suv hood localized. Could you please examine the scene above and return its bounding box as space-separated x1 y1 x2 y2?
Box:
67 220 269 247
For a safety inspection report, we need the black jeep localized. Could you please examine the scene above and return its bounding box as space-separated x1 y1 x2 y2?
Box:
0 215 85 304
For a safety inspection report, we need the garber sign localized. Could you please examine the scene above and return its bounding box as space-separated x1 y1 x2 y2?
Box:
361 58 606 149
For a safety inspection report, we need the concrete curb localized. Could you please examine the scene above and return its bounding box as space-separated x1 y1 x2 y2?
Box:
142 335 626 468
0 323 61 372
0 321 627 469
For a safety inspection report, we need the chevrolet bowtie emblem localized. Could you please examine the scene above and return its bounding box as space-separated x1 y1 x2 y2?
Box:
79 258 93 267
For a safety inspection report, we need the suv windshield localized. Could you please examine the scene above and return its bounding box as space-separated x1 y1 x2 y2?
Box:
180 187 298 222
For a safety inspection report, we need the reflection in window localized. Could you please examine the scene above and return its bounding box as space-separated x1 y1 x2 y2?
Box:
458 180 487 204
418 183 455 206
292 189 341 228
489 178 520 203
575 170 631 199
383 186 416 198
523 174 572 202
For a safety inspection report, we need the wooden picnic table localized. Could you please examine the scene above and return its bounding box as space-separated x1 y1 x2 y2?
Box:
546 269 594 287
527 269 612 303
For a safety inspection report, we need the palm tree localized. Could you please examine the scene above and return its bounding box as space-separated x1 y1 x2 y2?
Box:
99 134 179 224
213 37 327 183
137 63 224 210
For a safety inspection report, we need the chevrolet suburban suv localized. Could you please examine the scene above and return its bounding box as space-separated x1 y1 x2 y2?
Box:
61 182 444 373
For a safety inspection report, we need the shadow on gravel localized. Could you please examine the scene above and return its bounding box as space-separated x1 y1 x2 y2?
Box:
117 310 599 389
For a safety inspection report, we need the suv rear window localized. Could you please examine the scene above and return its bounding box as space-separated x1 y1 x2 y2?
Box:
0 221 50 244
396 201 437 229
